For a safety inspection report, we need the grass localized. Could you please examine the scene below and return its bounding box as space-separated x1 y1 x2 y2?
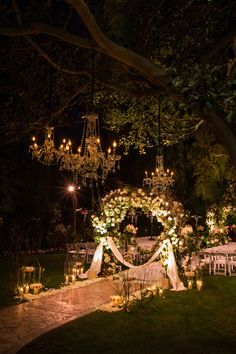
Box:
0 253 66 308
18 276 236 354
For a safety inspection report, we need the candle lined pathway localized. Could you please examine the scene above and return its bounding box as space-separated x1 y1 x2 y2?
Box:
0 278 114 354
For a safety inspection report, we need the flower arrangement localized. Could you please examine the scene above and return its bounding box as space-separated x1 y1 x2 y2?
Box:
206 227 230 247
124 224 137 235
92 187 187 249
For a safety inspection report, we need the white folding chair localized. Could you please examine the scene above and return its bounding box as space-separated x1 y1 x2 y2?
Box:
228 253 236 276
66 243 79 261
198 252 212 274
85 242 96 264
212 253 227 276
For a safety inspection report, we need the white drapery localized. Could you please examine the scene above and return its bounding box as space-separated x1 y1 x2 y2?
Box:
166 242 186 291
80 237 186 291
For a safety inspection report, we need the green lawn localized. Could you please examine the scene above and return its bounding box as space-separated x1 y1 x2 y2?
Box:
0 253 66 308
19 276 236 354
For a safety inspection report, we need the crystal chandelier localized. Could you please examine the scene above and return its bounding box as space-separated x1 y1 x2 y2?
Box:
29 53 121 185
58 113 121 186
29 126 59 165
29 68 59 165
143 96 174 194
143 155 174 193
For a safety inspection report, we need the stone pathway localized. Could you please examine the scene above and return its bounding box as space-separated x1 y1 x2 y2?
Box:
0 278 114 354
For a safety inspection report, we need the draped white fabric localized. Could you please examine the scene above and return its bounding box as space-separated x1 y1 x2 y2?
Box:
106 237 135 268
167 242 186 291
80 236 186 291
79 239 104 279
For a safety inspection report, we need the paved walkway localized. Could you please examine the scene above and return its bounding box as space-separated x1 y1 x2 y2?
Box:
0 278 114 354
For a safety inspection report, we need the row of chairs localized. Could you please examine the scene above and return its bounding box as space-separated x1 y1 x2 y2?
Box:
198 252 236 276
66 242 96 264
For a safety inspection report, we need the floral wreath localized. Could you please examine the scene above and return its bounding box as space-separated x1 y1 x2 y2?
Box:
92 187 187 257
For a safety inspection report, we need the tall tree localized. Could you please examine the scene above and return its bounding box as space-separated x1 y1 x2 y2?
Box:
0 0 236 167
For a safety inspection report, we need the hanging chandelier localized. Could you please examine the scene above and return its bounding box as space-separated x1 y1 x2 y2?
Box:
29 53 121 185
143 96 174 194
29 68 59 166
29 126 59 165
143 155 174 193
58 113 121 186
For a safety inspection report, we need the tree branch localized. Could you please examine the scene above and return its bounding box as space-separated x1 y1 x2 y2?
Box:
52 82 90 119
0 23 93 49
65 0 171 89
97 80 162 98
25 36 90 76
12 0 90 77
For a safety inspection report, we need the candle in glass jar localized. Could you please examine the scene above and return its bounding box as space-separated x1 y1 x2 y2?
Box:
25 284 29 294
196 280 203 291
19 287 24 297
187 280 193 290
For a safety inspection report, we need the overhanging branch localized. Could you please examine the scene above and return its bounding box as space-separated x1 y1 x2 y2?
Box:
65 0 171 89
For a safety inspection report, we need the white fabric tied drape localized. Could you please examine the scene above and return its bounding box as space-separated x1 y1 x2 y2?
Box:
167 242 186 291
79 238 104 279
80 237 186 291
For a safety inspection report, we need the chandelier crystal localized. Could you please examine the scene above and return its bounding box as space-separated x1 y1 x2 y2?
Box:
29 126 59 165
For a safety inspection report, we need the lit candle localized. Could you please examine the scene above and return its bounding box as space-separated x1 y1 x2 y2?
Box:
196 280 203 291
25 285 29 294
159 288 164 297
65 275 69 285
32 136 36 141
187 280 193 290
108 147 111 154
19 287 24 297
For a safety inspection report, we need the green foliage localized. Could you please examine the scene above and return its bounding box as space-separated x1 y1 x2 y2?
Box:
188 127 234 203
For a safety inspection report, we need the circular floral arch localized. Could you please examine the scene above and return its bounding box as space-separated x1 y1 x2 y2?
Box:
92 187 186 245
